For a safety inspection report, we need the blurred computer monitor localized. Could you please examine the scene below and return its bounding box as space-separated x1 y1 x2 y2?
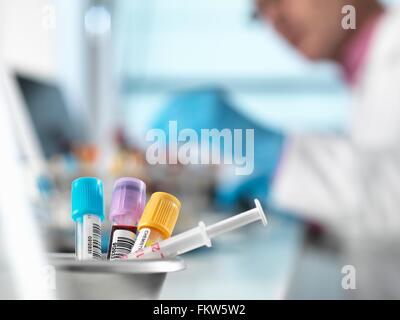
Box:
15 73 80 158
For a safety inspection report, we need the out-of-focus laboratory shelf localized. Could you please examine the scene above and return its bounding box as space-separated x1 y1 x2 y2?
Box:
161 214 304 299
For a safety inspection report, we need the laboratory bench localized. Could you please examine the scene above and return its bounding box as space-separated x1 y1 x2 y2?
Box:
161 215 305 299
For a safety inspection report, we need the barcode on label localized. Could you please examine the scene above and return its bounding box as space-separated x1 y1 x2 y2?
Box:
111 236 135 260
92 223 102 260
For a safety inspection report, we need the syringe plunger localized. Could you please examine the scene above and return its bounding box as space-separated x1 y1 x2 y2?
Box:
206 199 267 238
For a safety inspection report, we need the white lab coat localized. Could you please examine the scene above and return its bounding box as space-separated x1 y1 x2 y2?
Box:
271 8 400 298
272 7 400 238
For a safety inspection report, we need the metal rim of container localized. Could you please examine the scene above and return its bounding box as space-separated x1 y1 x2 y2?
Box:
48 253 186 274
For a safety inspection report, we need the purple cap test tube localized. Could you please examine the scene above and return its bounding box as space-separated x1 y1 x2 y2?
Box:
107 177 146 260
110 177 146 226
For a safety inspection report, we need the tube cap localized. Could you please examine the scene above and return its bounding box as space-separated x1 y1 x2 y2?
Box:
138 192 181 238
109 177 146 225
71 177 104 221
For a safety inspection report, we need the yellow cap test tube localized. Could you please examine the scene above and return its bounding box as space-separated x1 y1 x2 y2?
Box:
130 192 181 253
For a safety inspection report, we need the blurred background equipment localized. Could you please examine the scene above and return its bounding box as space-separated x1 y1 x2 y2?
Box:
0 67 54 299
15 74 81 159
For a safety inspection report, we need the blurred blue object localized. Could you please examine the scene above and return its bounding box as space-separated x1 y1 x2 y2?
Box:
63 153 79 174
36 174 54 197
152 88 285 207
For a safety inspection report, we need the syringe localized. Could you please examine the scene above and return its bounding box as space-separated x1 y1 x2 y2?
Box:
127 199 267 260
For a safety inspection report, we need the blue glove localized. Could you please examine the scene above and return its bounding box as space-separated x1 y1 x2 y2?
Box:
152 87 228 133
152 87 285 207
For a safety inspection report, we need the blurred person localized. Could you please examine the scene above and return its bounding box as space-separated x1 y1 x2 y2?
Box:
253 0 400 234
156 0 400 229
152 0 400 297
254 0 400 298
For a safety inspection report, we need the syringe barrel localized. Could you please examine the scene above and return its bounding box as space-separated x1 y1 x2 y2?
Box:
206 199 267 239
172 222 211 255
129 222 211 259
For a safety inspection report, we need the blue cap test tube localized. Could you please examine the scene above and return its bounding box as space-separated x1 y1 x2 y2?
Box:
71 177 104 260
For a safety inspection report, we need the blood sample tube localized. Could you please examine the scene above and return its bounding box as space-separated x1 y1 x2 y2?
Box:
71 177 104 260
130 192 181 254
107 177 146 260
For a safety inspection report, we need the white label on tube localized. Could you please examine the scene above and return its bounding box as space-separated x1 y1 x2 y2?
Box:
131 228 151 253
83 214 102 260
110 229 136 260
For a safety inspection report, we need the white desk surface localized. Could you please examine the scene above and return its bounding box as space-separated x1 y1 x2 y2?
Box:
161 215 305 299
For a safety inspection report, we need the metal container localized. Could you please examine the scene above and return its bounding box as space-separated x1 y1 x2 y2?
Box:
49 253 185 299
